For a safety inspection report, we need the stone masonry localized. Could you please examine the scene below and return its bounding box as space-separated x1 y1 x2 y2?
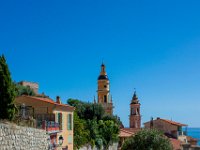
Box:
0 122 49 150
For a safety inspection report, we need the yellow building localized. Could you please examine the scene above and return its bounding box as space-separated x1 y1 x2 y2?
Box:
97 63 113 115
15 95 74 150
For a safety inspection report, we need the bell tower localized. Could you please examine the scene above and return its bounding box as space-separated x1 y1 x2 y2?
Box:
130 91 141 129
97 63 113 115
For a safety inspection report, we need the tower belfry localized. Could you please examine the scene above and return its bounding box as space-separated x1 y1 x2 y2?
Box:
130 91 141 129
97 63 113 115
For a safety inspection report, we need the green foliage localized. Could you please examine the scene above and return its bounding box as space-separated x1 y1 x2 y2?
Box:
15 84 36 96
102 114 123 128
67 99 105 120
67 98 84 107
67 99 120 150
0 54 17 120
73 112 89 150
86 119 100 148
121 129 173 150
98 120 119 150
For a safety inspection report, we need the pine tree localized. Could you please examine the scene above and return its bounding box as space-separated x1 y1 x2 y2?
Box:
0 54 17 120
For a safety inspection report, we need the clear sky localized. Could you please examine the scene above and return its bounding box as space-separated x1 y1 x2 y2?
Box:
1 0 200 127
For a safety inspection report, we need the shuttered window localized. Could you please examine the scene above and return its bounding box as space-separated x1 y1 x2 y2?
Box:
67 114 72 130
68 135 73 144
55 113 58 123
58 113 63 130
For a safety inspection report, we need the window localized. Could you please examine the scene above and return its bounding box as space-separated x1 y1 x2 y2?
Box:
104 95 107 103
67 114 72 130
58 113 63 130
68 135 73 144
131 108 134 115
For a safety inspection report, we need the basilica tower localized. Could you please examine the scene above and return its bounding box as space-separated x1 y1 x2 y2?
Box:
130 91 141 129
97 63 113 115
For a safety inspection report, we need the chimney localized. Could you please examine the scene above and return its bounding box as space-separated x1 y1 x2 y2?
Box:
56 96 61 104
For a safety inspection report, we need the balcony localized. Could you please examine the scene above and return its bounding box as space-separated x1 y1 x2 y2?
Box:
178 131 187 136
37 120 60 134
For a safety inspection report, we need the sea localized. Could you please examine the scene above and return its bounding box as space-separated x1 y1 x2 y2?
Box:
187 128 200 146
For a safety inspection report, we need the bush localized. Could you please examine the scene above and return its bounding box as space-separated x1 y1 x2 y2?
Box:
122 129 173 150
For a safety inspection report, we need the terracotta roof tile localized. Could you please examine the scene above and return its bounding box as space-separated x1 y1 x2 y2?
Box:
119 128 140 137
160 119 187 126
19 95 74 110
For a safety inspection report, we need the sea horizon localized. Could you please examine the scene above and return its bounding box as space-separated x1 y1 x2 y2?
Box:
187 127 200 146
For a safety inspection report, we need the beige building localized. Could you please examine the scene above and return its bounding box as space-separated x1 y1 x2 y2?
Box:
144 117 187 139
18 81 39 94
16 95 74 150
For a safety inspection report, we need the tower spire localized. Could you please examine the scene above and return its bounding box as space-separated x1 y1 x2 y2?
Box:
131 90 139 104
100 63 106 75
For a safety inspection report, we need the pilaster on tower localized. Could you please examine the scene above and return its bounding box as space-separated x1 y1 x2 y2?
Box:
97 63 113 115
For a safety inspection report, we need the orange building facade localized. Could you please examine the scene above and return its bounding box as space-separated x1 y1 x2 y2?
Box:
15 95 74 150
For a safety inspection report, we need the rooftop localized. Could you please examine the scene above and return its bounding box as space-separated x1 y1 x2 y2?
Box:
160 118 187 127
17 95 74 110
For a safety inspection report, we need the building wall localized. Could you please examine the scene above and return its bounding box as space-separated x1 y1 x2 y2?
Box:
130 103 141 129
97 80 113 115
53 110 73 150
144 119 178 136
15 96 54 114
0 122 48 150
97 80 110 103
19 81 39 94
15 96 74 150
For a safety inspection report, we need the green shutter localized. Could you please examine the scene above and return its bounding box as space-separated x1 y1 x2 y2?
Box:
62 113 65 130
68 135 72 144
59 113 62 130
55 112 58 123
67 114 72 130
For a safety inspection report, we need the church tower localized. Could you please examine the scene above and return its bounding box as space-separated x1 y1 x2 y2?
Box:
97 63 113 115
130 91 141 128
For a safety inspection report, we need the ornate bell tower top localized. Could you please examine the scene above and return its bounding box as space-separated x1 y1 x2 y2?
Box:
131 91 139 104
98 63 109 80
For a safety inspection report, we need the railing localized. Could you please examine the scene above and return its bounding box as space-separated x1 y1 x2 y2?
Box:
178 131 187 136
37 120 60 134
101 103 113 108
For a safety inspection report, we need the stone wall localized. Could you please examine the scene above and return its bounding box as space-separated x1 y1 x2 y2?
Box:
0 122 49 150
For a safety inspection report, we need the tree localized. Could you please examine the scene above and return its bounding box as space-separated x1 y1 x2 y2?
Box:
98 120 119 150
67 99 105 120
102 114 123 128
67 98 84 107
67 99 120 149
0 55 17 120
121 129 173 150
15 84 35 96
73 112 89 150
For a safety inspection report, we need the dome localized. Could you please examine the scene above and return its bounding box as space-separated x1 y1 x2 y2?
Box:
98 75 109 80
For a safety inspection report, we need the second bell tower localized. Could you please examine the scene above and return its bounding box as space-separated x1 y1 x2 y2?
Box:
130 91 141 129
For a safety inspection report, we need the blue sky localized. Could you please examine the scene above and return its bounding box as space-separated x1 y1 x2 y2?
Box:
1 0 200 127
